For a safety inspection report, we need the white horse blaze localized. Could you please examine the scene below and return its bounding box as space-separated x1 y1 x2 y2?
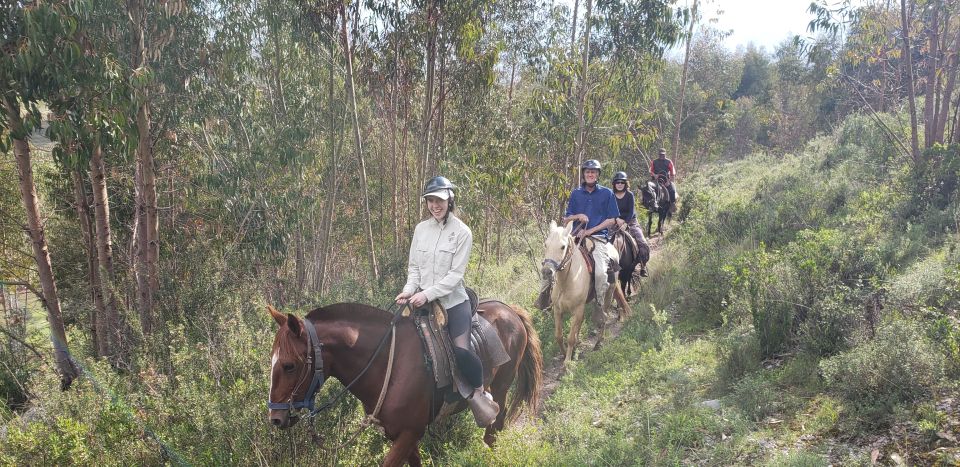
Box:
269 350 279 396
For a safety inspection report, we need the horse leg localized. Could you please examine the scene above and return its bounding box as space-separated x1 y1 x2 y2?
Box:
483 365 516 447
566 303 586 364
382 431 422 467
407 449 423 467
647 212 653 237
553 306 565 357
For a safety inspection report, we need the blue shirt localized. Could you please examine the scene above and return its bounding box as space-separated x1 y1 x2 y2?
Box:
565 184 620 238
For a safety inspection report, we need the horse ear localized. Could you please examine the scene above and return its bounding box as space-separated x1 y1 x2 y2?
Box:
286 313 303 337
563 221 573 236
268 305 286 326
549 219 557 230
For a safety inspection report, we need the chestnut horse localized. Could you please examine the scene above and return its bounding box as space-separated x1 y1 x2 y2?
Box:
267 301 542 466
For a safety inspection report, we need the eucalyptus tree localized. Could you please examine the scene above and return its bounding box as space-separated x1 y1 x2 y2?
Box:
0 0 83 388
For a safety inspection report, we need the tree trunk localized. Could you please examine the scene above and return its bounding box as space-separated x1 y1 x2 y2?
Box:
317 14 342 294
71 168 106 358
674 0 698 167
923 2 940 147
89 135 121 363
935 11 960 144
129 0 159 336
339 3 380 285
574 0 593 179
420 0 438 179
902 0 921 163
135 102 159 336
4 96 79 389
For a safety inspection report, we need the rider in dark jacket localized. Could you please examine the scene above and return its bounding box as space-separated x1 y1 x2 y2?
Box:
611 171 650 277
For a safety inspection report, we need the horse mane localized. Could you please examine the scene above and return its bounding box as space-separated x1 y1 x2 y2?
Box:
304 302 395 325
274 303 394 361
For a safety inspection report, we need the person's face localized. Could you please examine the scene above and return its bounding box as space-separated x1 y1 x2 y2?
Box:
426 196 449 221
659 152 666 159
583 169 599 185
613 180 626 191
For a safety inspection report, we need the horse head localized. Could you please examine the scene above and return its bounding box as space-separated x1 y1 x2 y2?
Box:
642 181 659 210
267 305 314 429
541 220 574 281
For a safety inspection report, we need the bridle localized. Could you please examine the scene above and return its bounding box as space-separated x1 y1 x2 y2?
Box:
267 317 327 412
542 233 575 275
268 302 403 417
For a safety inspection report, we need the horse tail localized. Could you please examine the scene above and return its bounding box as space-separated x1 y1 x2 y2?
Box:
506 304 543 424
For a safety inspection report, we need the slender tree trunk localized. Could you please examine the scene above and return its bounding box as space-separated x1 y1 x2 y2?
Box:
392 0 402 255
924 3 940 147
71 168 107 358
674 0 698 167
902 0 921 163
935 14 960 143
89 136 121 363
563 0 581 187
339 3 380 285
4 97 79 389
317 14 341 293
569 0 580 62
437 39 447 167
420 0 438 179
129 0 159 336
574 0 593 178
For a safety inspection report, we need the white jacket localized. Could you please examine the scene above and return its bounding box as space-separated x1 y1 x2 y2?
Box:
402 214 472 309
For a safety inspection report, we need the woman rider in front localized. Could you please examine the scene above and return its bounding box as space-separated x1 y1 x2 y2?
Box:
394 176 500 427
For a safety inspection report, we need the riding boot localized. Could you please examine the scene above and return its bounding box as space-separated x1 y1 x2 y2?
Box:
467 390 500 427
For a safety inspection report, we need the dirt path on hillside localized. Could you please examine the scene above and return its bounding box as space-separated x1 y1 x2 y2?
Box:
527 228 668 420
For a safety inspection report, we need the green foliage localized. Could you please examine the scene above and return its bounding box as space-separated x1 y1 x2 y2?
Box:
820 319 945 418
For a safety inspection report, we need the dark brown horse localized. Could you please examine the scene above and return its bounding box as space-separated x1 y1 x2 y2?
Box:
267 301 542 466
610 228 649 297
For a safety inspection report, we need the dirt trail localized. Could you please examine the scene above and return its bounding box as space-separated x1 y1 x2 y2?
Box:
530 230 668 419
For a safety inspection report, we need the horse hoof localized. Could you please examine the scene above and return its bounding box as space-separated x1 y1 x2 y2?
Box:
640 269 648 277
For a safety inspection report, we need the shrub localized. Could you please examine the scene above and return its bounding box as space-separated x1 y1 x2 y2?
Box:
820 319 945 409
798 290 863 357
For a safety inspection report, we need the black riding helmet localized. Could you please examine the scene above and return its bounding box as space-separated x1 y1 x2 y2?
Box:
612 171 628 183
422 176 456 199
581 159 602 171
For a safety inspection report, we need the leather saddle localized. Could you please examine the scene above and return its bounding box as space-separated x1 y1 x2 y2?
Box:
410 288 511 402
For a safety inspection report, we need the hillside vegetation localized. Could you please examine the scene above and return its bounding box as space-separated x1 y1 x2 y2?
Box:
3 112 959 466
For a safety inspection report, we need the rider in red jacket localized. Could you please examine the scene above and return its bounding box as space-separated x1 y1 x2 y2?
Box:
649 148 677 203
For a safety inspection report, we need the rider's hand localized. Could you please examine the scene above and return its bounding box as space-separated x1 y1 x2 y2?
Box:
578 214 589 224
395 291 412 304
409 292 428 308
576 229 588 241
616 218 625 227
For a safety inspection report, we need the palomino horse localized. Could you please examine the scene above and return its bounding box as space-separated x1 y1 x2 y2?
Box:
267 301 542 466
641 174 673 236
534 221 629 365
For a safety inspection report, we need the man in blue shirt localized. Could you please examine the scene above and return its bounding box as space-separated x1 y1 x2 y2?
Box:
561 159 621 311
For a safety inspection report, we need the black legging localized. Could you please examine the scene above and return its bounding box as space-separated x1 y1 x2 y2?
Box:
447 300 483 389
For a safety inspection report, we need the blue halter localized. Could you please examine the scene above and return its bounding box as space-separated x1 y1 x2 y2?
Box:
267 318 325 412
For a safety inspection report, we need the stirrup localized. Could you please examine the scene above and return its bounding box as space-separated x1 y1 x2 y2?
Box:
468 391 500 427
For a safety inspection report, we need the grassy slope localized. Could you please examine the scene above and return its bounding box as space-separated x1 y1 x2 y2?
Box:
437 122 960 466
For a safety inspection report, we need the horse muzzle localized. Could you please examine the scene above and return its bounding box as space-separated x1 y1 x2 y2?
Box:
269 409 299 429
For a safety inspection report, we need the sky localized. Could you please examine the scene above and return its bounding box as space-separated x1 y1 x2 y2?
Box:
706 0 828 51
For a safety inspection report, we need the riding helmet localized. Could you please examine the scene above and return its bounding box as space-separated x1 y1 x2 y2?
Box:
422 176 456 200
581 159 602 171
612 171 628 183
